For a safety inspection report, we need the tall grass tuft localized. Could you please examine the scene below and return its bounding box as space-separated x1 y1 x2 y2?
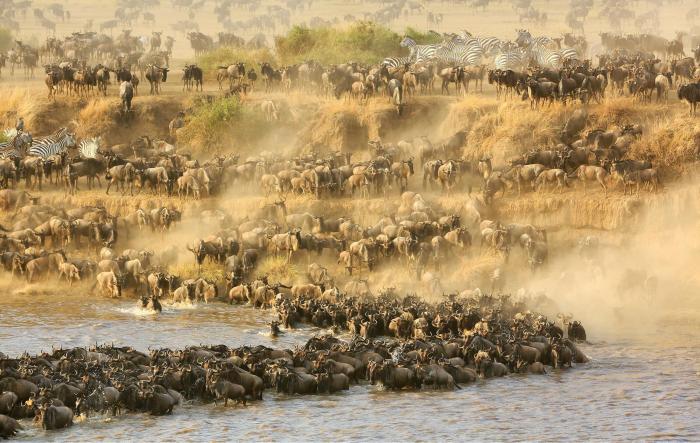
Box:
177 96 267 154
170 262 224 283
257 255 301 284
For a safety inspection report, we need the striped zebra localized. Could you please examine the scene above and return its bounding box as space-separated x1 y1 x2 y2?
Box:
78 137 101 159
430 35 485 65
381 56 414 68
476 36 503 56
494 49 527 70
530 46 562 68
27 128 77 158
439 44 485 65
515 29 533 48
0 128 16 155
559 47 579 61
516 29 555 50
0 128 32 159
530 36 553 48
529 46 579 69
400 36 440 63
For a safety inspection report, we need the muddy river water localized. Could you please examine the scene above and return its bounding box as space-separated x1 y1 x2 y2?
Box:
1 293 698 441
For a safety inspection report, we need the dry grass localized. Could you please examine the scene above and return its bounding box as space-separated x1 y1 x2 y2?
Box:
76 98 118 139
0 88 53 133
256 255 301 284
170 262 224 283
629 117 700 172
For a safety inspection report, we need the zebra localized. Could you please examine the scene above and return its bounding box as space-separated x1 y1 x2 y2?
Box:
432 35 485 66
0 128 17 153
381 56 414 68
27 128 77 158
529 46 562 68
530 36 553 49
78 137 100 159
0 128 32 159
515 29 533 48
494 49 527 71
400 36 440 63
559 47 579 61
438 43 484 66
476 37 503 56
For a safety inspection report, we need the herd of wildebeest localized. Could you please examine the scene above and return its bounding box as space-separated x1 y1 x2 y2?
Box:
0 102 615 436
0 292 589 437
1 26 699 113
3 20 699 438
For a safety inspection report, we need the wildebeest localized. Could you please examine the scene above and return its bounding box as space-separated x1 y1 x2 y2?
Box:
177 174 201 200
269 230 302 263
570 165 609 194
621 168 661 194
207 373 246 406
0 414 22 438
535 168 568 193
57 262 81 285
138 167 169 195
678 83 700 115
39 405 73 430
523 79 558 108
182 64 203 91
25 250 66 282
145 64 169 95
387 78 404 116
94 271 122 298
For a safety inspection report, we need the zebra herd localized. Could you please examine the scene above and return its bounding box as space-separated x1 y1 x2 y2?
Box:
388 30 582 72
0 128 86 160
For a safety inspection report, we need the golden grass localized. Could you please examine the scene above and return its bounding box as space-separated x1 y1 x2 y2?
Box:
629 117 700 172
169 262 224 283
256 255 301 284
0 88 51 132
76 98 117 139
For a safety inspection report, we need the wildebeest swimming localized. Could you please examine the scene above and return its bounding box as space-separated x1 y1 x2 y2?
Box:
0 291 588 437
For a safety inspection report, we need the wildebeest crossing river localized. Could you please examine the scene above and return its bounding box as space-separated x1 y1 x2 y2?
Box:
1 292 698 441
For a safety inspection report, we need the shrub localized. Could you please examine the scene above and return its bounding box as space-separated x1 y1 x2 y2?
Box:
0 28 12 53
274 21 410 65
403 27 443 45
197 22 438 68
177 96 266 154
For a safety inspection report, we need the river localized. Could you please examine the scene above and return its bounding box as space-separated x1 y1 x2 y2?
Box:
1 292 698 441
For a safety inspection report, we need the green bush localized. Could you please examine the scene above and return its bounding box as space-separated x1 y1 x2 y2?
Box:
0 28 11 53
403 27 443 45
178 96 266 153
274 21 411 65
197 22 442 68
